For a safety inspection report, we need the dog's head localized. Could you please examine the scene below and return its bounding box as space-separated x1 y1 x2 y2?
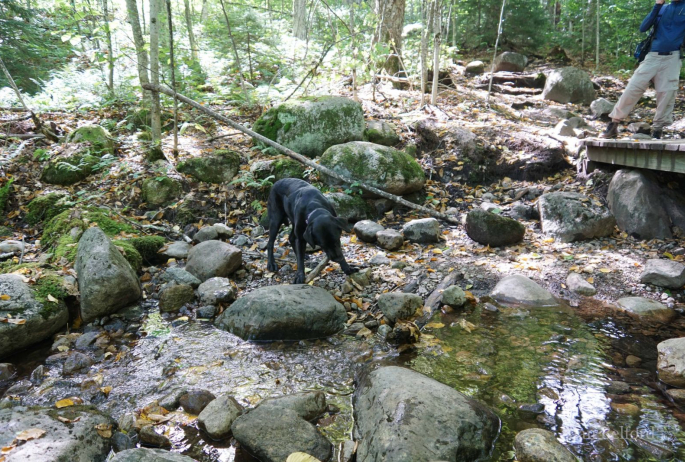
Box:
304 214 351 261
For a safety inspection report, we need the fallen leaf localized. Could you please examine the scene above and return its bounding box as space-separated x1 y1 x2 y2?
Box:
587 277 594 284
0 295 10 301
356 327 373 338
15 428 46 441
94 423 112 438
425 322 445 329
47 294 58 303
100 386 112 396
55 399 75 408
57 416 81 424
286 452 322 462
599 268 611 273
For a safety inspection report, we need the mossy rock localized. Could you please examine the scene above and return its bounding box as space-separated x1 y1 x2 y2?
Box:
41 153 100 185
26 192 74 226
0 226 12 237
320 141 426 197
42 207 135 250
251 157 305 182
112 240 143 272
65 125 115 155
177 150 240 184
123 235 166 264
0 179 13 216
324 192 372 222
364 120 400 147
145 144 165 162
253 96 365 158
142 177 183 207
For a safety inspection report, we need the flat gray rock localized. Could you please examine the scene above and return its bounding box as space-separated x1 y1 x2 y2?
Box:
192 226 219 243
353 220 385 243
185 240 242 282
465 209 525 247
198 394 243 440
402 218 440 244
376 229 404 250
538 192 615 243
0 406 113 462
197 277 236 305
214 284 346 341
111 449 198 462
491 274 557 307
231 405 332 462
615 297 675 323
160 267 201 289
256 391 326 421
658 337 685 388
378 293 423 323
514 428 577 462
162 241 191 259
76 227 141 322
353 366 500 461
640 259 685 289
566 272 596 296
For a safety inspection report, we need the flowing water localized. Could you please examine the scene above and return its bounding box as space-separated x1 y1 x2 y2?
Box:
4 297 685 461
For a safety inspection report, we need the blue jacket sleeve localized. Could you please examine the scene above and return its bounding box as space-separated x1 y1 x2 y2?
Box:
640 3 663 32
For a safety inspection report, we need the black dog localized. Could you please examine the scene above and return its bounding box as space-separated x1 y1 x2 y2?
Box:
266 178 358 284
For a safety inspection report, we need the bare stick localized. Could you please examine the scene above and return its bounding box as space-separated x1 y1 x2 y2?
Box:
416 270 460 328
142 83 461 225
305 255 330 283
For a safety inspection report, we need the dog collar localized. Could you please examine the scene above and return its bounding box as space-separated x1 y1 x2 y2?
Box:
306 208 325 224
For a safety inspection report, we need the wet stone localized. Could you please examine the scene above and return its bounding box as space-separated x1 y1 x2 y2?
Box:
353 220 385 243
193 226 219 243
196 305 217 319
112 431 135 453
514 428 577 462
378 293 423 323
111 448 198 462
158 284 195 312
185 240 242 282
0 363 15 381
74 331 100 350
179 389 216 415
160 267 201 289
566 272 596 296
369 252 391 266
615 297 675 323
606 381 631 395
491 274 557 307
666 388 685 405
198 394 243 440
63 352 94 375
162 241 191 259
657 337 685 387
610 402 640 416
442 285 466 308
257 391 327 421
197 277 236 305
139 425 172 448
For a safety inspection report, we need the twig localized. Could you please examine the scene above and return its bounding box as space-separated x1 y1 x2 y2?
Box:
305 256 330 283
142 83 461 226
18 236 25 265
284 37 347 102
0 134 45 140
205 132 243 142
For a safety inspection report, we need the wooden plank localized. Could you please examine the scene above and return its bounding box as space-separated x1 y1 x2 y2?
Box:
586 145 685 173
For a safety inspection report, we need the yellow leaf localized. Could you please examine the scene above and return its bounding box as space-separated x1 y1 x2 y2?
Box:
425 322 445 329
432 249 443 254
286 452 322 462
587 277 594 284
0 295 9 301
94 423 112 438
55 399 75 408
543 238 555 243
47 294 58 303
569 266 579 272
15 428 46 441
599 268 611 273
664 252 675 260
100 386 112 396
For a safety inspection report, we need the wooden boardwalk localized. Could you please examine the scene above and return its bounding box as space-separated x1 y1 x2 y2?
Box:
580 138 685 174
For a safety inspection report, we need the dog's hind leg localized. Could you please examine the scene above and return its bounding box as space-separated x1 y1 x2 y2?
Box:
293 235 307 284
266 214 285 273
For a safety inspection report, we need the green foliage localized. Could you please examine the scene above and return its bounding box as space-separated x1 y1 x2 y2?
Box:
0 179 13 216
33 149 50 162
26 193 74 226
42 207 135 249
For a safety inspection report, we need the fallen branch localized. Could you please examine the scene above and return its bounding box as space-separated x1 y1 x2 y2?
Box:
416 270 461 328
205 132 243 142
142 83 461 225
0 134 45 140
305 256 330 283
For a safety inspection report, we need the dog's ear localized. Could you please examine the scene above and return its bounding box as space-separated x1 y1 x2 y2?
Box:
303 225 316 247
334 216 352 233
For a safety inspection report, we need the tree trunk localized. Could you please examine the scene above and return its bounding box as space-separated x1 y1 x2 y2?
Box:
125 0 150 99
141 0 147 34
373 0 406 79
102 0 115 96
430 0 441 105
420 0 432 105
183 0 199 61
200 0 209 22
166 0 178 156
219 0 250 102
595 0 600 70
349 0 358 99
149 0 162 142
293 0 307 39
581 1 586 66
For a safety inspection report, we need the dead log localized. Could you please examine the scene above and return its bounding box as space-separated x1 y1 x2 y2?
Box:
416 271 461 328
142 83 460 225
477 72 546 88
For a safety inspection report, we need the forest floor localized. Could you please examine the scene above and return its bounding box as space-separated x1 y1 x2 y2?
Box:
2 58 685 461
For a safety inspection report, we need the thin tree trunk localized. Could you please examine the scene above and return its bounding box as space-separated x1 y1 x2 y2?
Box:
184 0 199 61
166 0 178 156
141 0 147 34
102 0 115 96
125 0 150 100
420 0 431 106
595 0 600 70
431 0 441 105
373 0 406 82
293 0 307 39
143 82 462 226
246 30 255 83
149 0 162 142
581 1 586 66
200 0 209 21
219 0 250 102
349 0 357 99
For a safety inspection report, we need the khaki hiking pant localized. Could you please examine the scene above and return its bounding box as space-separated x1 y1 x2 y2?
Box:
609 51 682 129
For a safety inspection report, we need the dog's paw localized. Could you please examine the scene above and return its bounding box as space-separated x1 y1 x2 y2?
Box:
344 266 360 275
293 273 306 284
267 262 278 273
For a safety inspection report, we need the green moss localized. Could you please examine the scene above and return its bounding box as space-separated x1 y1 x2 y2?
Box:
138 130 152 141
112 240 142 272
177 150 240 183
42 207 135 249
65 125 115 155
26 193 73 226
253 106 285 142
53 233 79 262
272 158 305 180
175 206 196 226
32 273 69 319
145 143 165 162
40 153 100 185
0 226 12 237
0 179 13 216
142 177 182 207
123 235 166 263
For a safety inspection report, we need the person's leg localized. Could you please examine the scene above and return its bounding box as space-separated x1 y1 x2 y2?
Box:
652 55 682 133
608 54 660 122
653 90 676 129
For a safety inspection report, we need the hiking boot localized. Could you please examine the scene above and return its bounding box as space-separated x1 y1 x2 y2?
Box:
651 127 663 139
600 121 619 139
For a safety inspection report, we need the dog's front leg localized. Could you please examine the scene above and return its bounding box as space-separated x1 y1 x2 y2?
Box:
293 236 307 284
336 258 359 275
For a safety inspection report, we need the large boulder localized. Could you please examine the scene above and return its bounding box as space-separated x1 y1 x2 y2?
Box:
177 150 240 184
0 406 114 462
324 192 372 222
111 449 198 462
542 67 595 105
0 274 69 358
364 120 401 146
491 274 557 306
231 405 332 462
657 338 685 388
493 52 527 72
615 297 675 323
184 241 242 282
197 395 243 440
66 125 115 155
253 96 365 158
640 259 685 289
538 192 616 242
214 284 346 341
41 143 105 186
514 428 577 462
353 366 500 461
75 227 142 323
465 209 525 247
142 177 182 207
320 141 425 197
608 170 672 239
